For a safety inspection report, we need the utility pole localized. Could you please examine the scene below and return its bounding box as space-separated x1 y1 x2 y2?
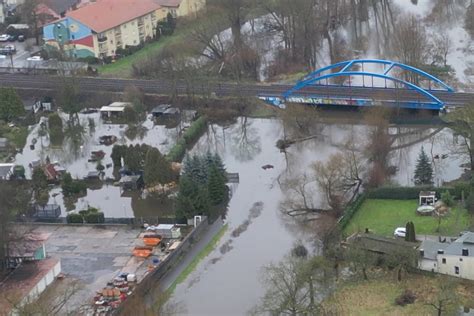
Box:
9 53 13 70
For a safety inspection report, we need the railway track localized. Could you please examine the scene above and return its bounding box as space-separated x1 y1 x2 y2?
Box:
0 73 472 105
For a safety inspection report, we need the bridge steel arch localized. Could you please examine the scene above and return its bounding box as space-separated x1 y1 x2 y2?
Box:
283 59 454 110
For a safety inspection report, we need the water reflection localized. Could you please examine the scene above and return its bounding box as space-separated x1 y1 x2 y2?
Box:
173 117 464 315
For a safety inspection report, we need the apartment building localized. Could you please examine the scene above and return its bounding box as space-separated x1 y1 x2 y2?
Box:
43 0 163 58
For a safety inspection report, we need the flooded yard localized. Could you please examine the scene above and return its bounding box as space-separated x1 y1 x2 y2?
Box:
12 109 465 227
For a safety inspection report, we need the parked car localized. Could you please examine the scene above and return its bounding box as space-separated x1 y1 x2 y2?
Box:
0 34 9 42
394 227 406 238
26 56 43 61
7 35 17 42
17 35 25 42
0 55 6 59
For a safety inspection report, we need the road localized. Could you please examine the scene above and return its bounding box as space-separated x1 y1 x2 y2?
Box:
0 73 472 105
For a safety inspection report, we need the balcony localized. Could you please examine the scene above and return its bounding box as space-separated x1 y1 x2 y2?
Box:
97 36 107 43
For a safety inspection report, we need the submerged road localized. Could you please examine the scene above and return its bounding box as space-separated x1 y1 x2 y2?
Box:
0 73 472 105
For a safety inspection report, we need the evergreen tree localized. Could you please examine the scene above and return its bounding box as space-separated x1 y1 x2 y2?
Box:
144 147 174 187
410 222 416 242
124 145 141 172
414 147 433 185
208 164 226 205
405 222 417 242
0 87 24 122
32 167 49 207
111 145 124 167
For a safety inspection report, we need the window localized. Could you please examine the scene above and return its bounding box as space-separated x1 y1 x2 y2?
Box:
72 35 75 40
460 258 463 262
455 266 460 275
442 258 446 264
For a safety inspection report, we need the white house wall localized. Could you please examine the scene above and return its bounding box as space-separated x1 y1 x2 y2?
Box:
436 255 474 280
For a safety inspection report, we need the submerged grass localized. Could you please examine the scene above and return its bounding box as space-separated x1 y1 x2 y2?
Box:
166 223 228 296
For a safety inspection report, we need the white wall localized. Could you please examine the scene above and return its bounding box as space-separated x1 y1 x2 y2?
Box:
12 260 62 316
437 255 474 280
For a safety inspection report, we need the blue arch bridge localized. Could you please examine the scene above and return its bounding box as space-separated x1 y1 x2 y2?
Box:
259 59 462 112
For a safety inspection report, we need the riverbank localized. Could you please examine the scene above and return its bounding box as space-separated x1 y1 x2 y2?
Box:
166 223 228 296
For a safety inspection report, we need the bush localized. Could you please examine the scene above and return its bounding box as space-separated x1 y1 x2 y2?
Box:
67 213 83 224
395 289 416 306
84 211 105 224
441 190 455 207
167 116 207 162
466 194 474 214
61 173 87 197
183 116 207 145
167 139 186 162
366 186 463 200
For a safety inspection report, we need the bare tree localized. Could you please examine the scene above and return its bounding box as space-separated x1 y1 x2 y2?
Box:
312 142 365 217
9 280 82 315
364 107 392 188
391 14 429 82
0 181 31 272
445 104 474 175
345 240 378 281
432 32 452 67
252 255 333 316
427 277 460 316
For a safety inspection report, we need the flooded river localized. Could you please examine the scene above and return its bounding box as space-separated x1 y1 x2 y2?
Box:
171 116 464 315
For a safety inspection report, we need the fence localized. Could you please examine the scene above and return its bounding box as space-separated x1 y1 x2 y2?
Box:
114 216 210 314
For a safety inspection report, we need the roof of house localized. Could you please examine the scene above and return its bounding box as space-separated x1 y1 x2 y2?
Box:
154 0 181 8
66 0 161 33
444 232 474 257
44 164 59 180
0 163 14 178
164 107 180 115
43 0 78 16
419 240 450 260
419 191 436 196
351 233 417 255
100 102 131 112
420 233 474 259
151 104 171 114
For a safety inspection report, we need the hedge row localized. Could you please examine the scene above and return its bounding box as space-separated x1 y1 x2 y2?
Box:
339 193 367 230
167 116 207 162
366 182 471 200
66 211 105 224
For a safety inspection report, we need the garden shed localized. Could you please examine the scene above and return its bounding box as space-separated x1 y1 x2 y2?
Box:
419 191 436 206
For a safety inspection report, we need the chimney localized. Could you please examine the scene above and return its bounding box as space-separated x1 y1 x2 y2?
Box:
419 249 424 257
437 249 444 254
462 248 469 256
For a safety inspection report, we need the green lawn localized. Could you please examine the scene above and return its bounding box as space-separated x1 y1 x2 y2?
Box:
344 199 471 237
98 34 185 78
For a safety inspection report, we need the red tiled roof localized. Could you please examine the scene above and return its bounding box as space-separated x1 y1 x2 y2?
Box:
66 0 161 33
44 164 58 181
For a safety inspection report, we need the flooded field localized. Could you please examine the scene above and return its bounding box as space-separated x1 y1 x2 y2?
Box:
171 116 465 315
12 110 465 226
15 112 180 179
